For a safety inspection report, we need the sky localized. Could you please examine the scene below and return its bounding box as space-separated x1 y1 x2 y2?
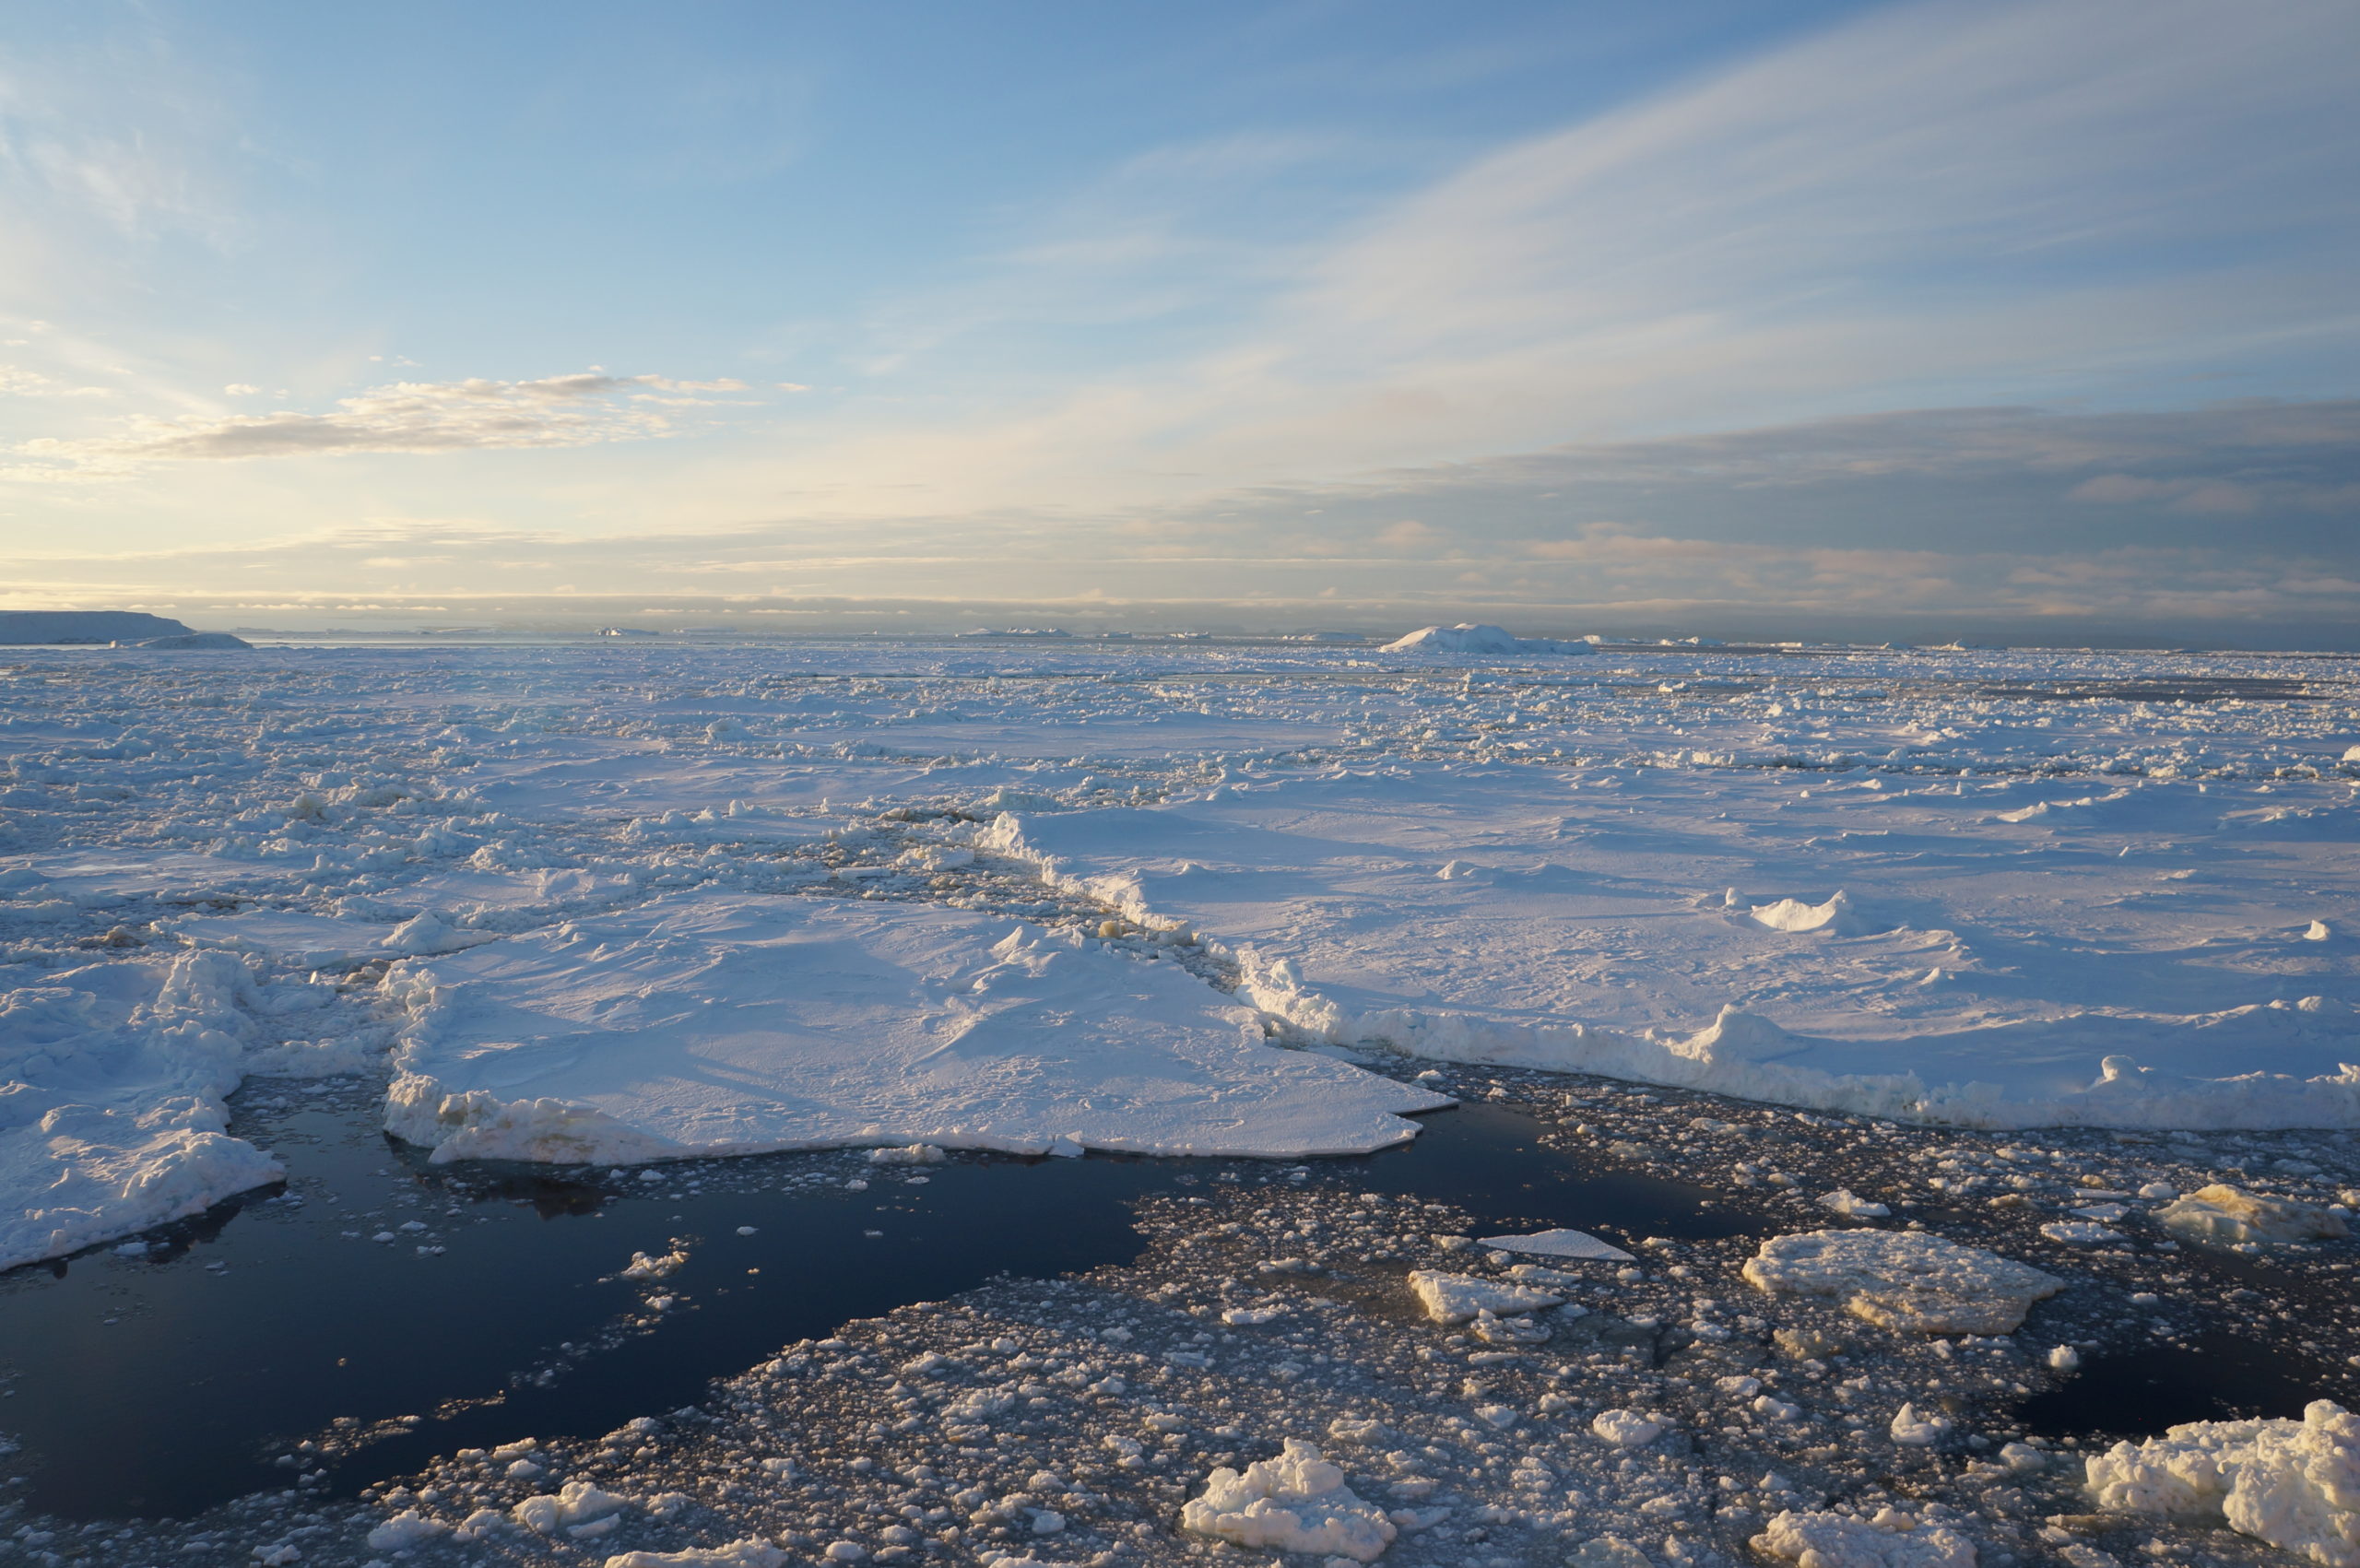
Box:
1 0 2355 643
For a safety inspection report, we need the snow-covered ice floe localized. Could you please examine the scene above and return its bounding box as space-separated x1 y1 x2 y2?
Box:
0 949 370 1270
383 892 1448 1163
1477 1226 1634 1261
2085 1399 2360 1566
1741 1228 2062 1335
982 758 2360 1129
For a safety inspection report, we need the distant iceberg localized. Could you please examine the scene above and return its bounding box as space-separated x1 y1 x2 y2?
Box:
1384 623 1595 654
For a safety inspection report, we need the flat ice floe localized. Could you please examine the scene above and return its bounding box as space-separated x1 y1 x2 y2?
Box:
983 761 2360 1128
383 891 1448 1163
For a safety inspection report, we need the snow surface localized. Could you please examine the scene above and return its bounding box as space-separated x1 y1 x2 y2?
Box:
2085 1398 2360 1566
1741 1228 2062 1335
4 635 2356 1258
384 893 1446 1163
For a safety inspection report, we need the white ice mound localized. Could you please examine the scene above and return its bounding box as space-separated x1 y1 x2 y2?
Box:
603 1543 787 1568
1178 1438 1397 1562
381 892 1447 1164
1477 1227 1634 1261
1749 890 1866 935
2085 1399 2360 1567
1752 1508 1978 1568
2156 1183 2351 1245
0 949 291 1270
1383 623 1593 655
1407 1268 1564 1323
1742 1229 2061 1335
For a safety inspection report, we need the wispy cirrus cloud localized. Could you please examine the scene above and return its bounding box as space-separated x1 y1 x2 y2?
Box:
16 371 751 471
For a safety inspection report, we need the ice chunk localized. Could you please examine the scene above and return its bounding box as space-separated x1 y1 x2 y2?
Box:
1742 1229 2061 1335
364 1512 448 1550
1405 1268 1563 1324
1818 1188 1892 1219
1750 890 1865 934
1752 1508 1978 1567
513 1480 629 1533
1476 1227 1634 1261
1591 1409 1663 1446
1178 1438 1397 1562
382 893 1446 1163
2085 1399 2360 1566
867 1144 947 1164
1890 1402 1952 1445
2039 1220 2123 1244
603 1544 788 1568
2156 1184 2350 1245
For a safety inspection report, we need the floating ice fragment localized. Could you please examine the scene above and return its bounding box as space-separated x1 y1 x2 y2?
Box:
1592 1409 1663 1446
603 1547 788 1568
2049 1345 2082 1372
2085 1398 2360 1566
1177 1438 1397 1562
2040 1220 2124 1244
1890 1402 1952 1445
1476 1227 1634 1261
1743 1229 2061 1335
868 1144 946 1165
513 1480 628 1533
1752 1508 1977 1567
364 1512 448 1550
1819 1189 1892 1220
1405 1269 1562 1324
2158 1185 2350 1245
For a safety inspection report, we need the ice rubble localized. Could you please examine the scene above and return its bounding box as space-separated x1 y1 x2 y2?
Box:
1752 1508 1979 1568
2156 1182 2351 1245
384 893 1448 1164
0 949 356 1269
1741 1229 2061 1335
2085 1399 2360 1566
1383 623 1594 655
1177 1438 1397 1562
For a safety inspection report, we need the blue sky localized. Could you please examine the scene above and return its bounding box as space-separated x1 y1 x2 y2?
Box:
2 0 2355 640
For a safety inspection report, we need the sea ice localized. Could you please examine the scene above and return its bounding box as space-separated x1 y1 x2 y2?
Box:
2085 1399 2360 1566
0 949 323 1269
1741 1229 2062 1335
1476 1227 1634 1261
383 892 1447 1163
1752 1508 1978 1567
1177 1439 1397 1562
1382 623 1594 655
2155 1183 2351 1245
1405 1268 1564 1324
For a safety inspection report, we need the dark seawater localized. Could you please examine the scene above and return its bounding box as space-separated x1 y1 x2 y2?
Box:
0 1098 1738 1522
2014 1330 2322 1440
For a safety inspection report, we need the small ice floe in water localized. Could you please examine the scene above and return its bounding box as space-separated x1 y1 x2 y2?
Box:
1752 1508 1977 1567
512 1478 629 1534
1177 1439 1397 1562
2049 1345 2083 1373
1742 1229 2062 1335
1406 1268 1562 1324
1889 1402 1952 1445
2084 1399 2360 1566
1591 1409 1664 1447
2039 1220 2125 1245
1476 1227 1634 1261
1818 1188 1892 1220
867 1144 946 1165
2157 1184 2351 1245
1221 1305 1285 1326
